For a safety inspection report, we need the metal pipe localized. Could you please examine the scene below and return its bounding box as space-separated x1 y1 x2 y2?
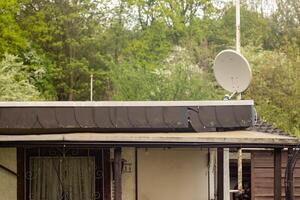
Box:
90 74 93 101
235 0 241 100
224 148 230 200
236 0 241 53
238 148 243 194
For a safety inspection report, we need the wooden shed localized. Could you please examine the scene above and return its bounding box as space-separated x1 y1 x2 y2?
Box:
0 101 298 200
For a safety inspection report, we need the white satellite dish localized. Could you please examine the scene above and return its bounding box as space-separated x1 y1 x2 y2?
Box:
213 49 251 93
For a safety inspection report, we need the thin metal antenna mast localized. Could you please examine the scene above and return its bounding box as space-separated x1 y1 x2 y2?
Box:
236 0 243 196
222 4 242 193
236 0 241 53
236 0 242 100
90 74 93 101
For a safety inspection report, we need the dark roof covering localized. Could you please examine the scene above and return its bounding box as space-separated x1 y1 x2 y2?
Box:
0 101 254 134
247 118 290 136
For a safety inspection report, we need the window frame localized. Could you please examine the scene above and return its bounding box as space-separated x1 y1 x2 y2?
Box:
17 147 111 200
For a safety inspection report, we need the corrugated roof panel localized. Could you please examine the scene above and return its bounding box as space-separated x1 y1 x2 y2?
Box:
37 108 58 128
145 107 166 128
163 107 188 128
0 101 254 133
215 106 239 127
55 107 78 128
94 107 114 128
197 106 219 128
74 107 96 128
128 107 150 128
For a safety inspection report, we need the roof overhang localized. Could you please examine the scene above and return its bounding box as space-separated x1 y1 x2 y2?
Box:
0 131 298 148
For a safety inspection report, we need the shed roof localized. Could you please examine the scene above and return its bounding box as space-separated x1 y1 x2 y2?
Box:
0 100 297 147
0 100 254 134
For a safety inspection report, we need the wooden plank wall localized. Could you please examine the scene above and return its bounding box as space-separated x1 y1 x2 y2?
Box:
252 151 300 200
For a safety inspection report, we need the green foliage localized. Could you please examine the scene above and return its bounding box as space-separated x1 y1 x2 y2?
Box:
18 0 109 100
0 0 28 56
111 46 222 100
210 5 270 48
0 0 298 136
244 45 300 136
0 54 43 100
120 22 171 69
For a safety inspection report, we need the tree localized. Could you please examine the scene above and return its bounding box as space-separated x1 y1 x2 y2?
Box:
18 0 108 100
0 0 28 56
111 46 222 100
244 45 300 136
0 54 43 100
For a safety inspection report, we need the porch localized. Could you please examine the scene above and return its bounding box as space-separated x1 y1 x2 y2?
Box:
0 131 298 200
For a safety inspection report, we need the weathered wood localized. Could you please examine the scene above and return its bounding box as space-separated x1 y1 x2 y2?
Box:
135 148 138 200
17 148 24 200
237 148 243 194
224 148 230 200
287 148 294 200
104 149 111 200
274 148 282 200
218 148 224 200
114 148 122 200
209 149 216 200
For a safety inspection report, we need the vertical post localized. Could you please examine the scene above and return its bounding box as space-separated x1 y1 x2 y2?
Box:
90 74 93 101
236 0 241 53
114 148 122 200
224 148 230 200
135 148 138 200
237 148 243 194
286 148 294 200
274 148 282 200
17 148 25 200
209 149 216 200
217 148 224 200
235 0 242 100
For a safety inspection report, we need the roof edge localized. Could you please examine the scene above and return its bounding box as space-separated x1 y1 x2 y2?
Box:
0 100 254 107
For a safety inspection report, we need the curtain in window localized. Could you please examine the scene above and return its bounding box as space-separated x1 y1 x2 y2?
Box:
29 157 95 200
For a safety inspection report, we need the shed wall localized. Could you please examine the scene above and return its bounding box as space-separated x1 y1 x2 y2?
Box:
137 148 209 200
0 148 17 200
252 151 300 200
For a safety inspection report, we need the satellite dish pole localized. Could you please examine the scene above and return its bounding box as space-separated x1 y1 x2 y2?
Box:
213 1 248 198
236 0 241 53
236 0 243 197
236 0 242 100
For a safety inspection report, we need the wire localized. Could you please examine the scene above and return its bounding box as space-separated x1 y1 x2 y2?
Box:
285 144 300 200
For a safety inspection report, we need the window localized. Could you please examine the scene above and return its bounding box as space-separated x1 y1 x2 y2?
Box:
18 148 110 200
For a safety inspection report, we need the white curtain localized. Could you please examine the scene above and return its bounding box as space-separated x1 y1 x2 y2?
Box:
30 157 95 200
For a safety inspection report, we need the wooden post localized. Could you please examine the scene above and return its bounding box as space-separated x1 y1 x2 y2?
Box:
274 148 282 200
217 148 224 200
114 148 122 200
287 148 294 200
237 148 243 194
209 149 216 200
17 148 25 200
224 148 230 200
